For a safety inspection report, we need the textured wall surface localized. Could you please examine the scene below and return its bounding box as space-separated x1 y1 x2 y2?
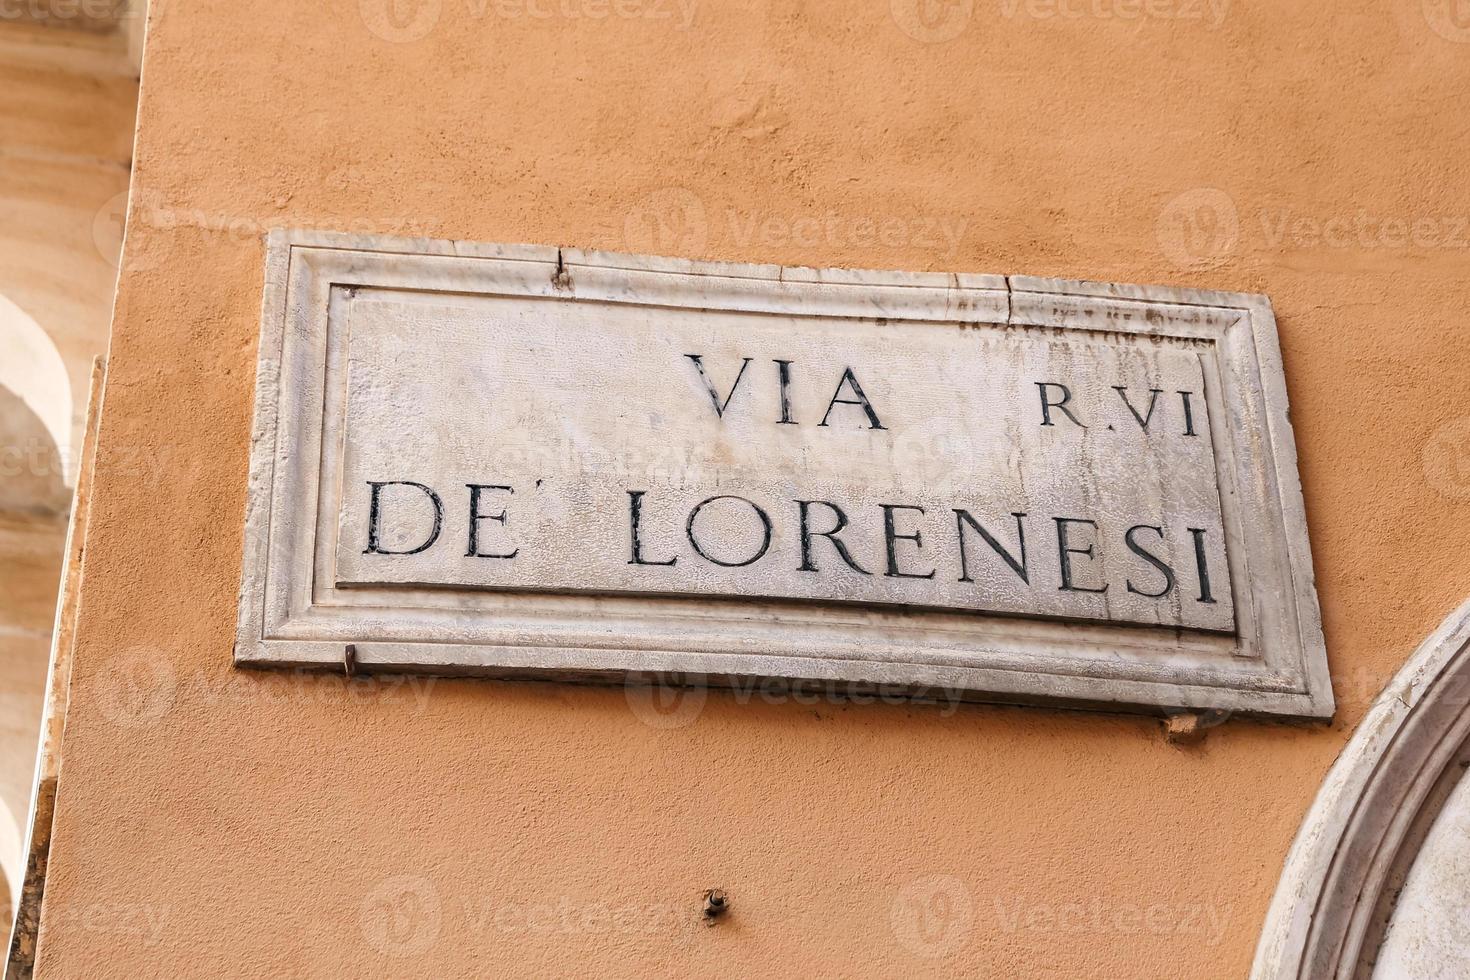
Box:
33 1 1470 975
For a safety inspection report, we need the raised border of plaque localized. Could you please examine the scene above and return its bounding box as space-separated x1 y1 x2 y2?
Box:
234 229 1333 720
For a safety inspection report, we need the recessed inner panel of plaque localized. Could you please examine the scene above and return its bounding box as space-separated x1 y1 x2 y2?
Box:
330 289 1235 634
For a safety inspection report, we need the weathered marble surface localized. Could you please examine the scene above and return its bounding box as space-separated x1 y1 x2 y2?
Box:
1253 598 1470 978
1374 771 1470 978
235 230 1332 719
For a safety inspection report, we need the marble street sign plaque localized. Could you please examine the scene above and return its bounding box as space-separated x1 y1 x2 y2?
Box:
234 230 1332 719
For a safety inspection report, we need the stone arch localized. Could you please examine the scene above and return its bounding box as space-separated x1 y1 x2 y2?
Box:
0 795 19 925
0 292 75 939
0 294 72 511
1253 599 1470 978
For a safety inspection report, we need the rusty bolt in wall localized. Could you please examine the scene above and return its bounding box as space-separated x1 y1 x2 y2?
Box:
702 889 729 924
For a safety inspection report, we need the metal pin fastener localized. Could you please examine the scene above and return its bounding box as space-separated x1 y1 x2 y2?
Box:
702 889 728 923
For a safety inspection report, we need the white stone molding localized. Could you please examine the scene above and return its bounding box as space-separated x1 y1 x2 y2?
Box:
1254 598 1470 977
234 229 1332 719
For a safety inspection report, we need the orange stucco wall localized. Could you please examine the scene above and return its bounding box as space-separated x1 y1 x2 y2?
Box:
34 1 1470 975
